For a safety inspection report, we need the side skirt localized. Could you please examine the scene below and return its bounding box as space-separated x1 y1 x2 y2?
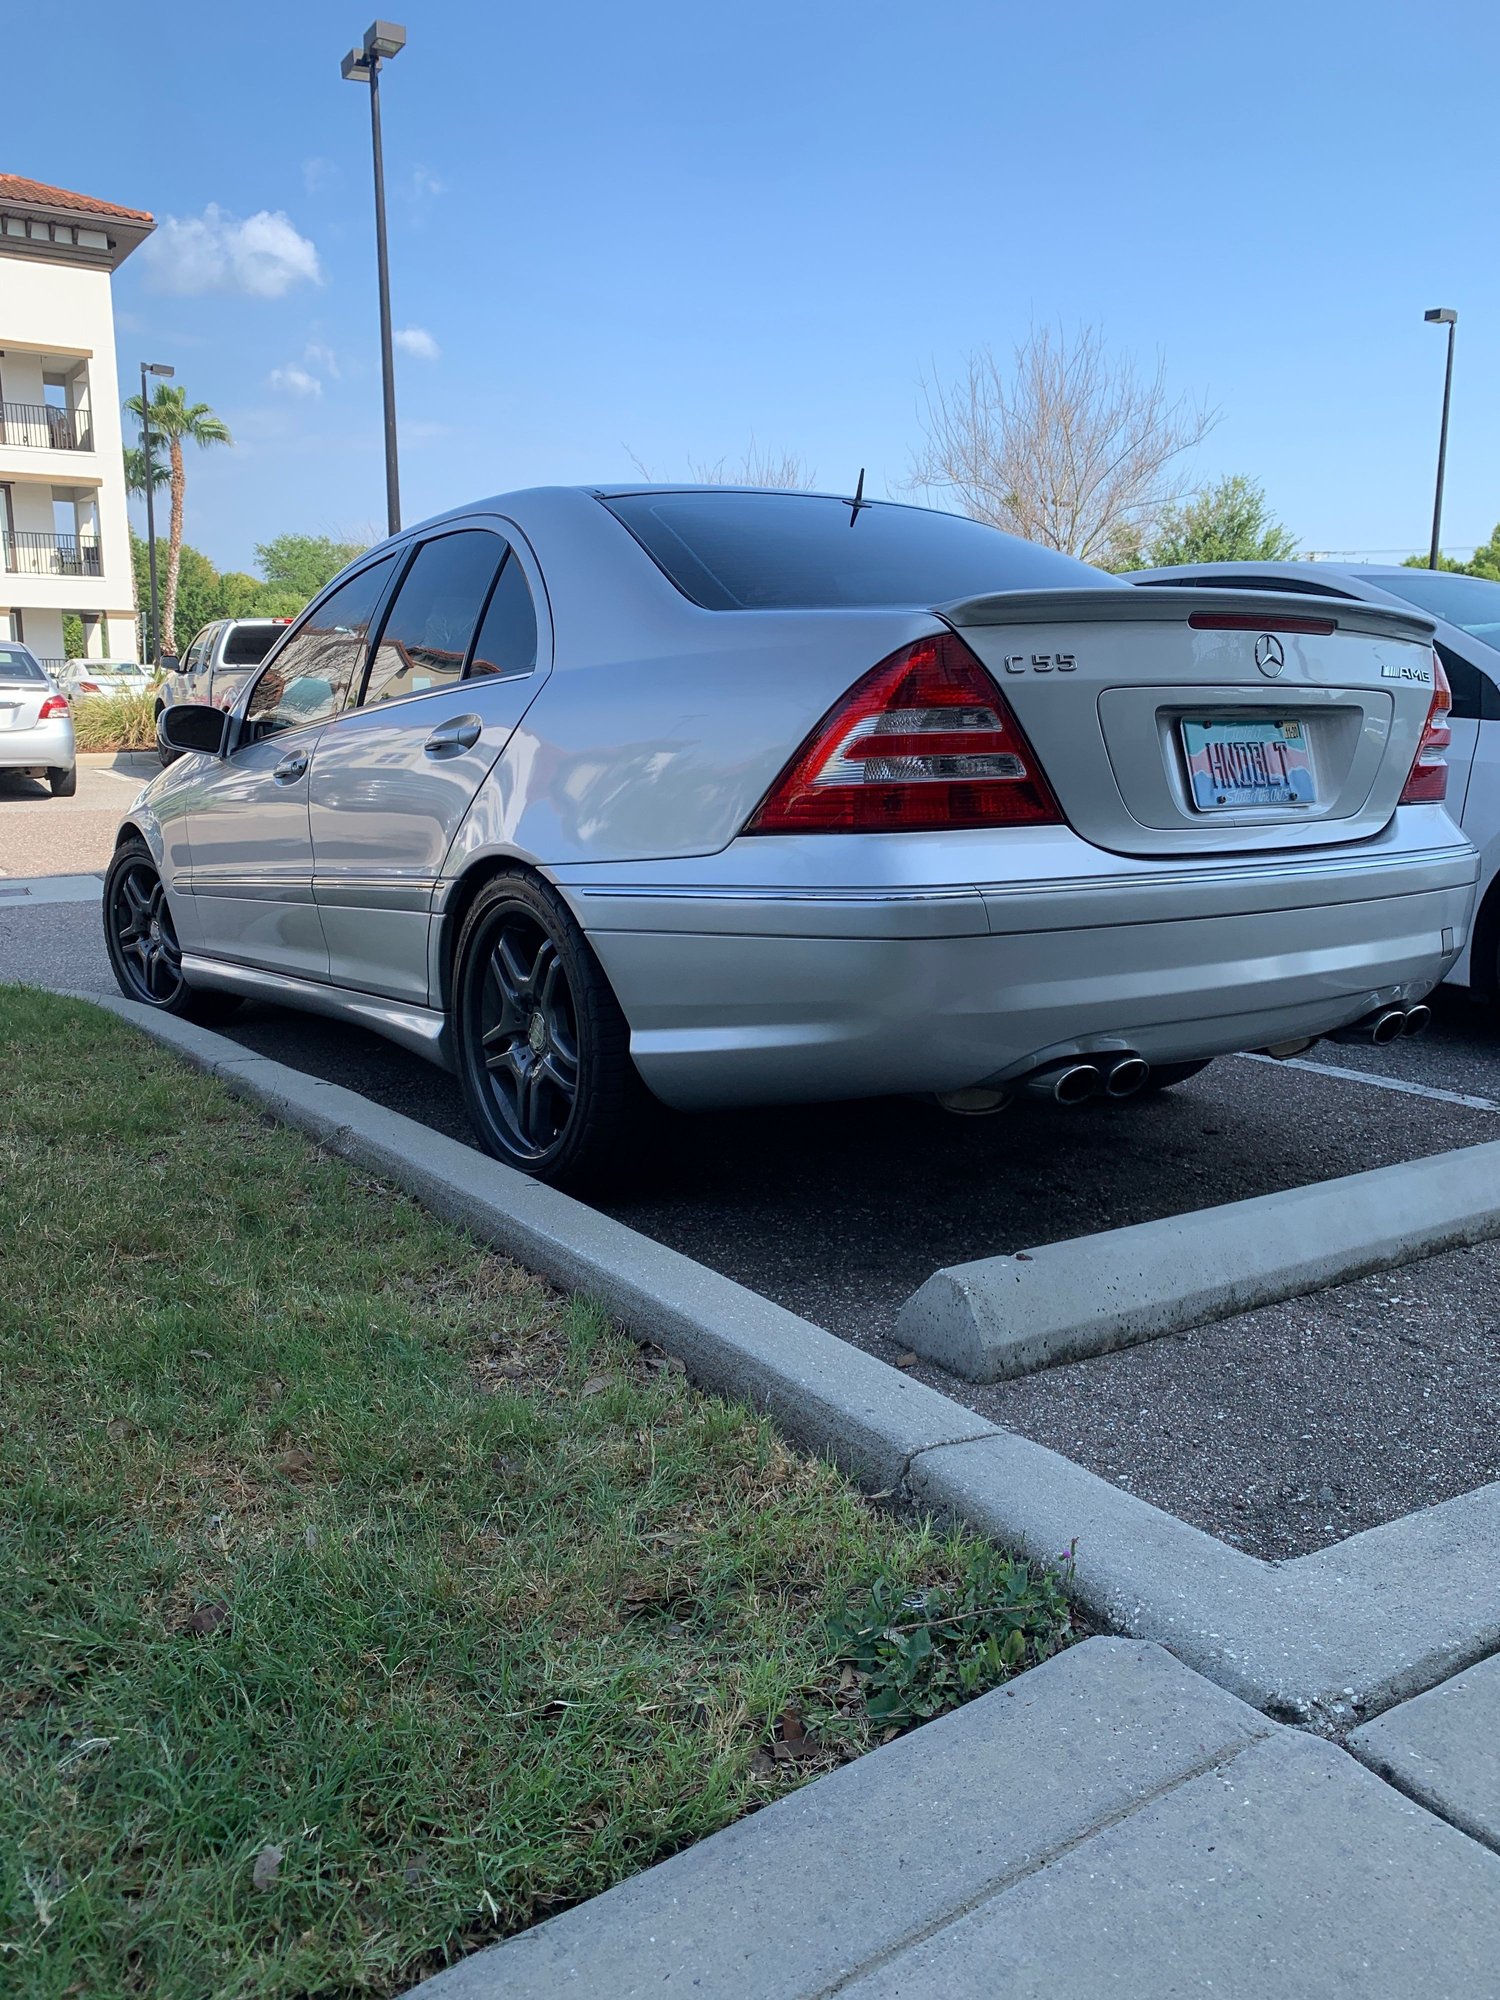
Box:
179 952 453 1070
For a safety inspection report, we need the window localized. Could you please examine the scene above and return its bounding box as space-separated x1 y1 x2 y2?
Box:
180 629 211 676
0 644 45 682
600 491 1123 611
468 548 538 679
363 530 504 706
243 556 396 741
1351 569 1500 649
223 621 286 668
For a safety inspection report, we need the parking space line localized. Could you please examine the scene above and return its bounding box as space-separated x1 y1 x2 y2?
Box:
1235 1051 1500 1114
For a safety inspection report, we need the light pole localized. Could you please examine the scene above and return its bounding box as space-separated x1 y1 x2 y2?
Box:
342 20 407 537
1424 307 1457 571
139 361 174 662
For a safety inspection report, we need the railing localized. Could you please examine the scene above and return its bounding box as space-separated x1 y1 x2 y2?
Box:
2 531 103 577
0 401 93 452
35 657 69 675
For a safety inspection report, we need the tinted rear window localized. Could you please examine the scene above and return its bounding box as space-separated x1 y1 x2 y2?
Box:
601 492 1121 610
224 623 284 667
0 646 45 682
1352 570 1500 648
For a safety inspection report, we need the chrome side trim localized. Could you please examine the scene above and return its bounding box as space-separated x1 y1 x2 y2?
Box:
312 877 435 912
179 953 452 1068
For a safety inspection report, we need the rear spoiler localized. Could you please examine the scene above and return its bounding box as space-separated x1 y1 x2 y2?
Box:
940 584 1437 647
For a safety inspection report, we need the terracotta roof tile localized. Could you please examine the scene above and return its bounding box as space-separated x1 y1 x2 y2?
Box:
0 175 153 225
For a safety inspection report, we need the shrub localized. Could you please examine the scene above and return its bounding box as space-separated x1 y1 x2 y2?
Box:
69 687 158 753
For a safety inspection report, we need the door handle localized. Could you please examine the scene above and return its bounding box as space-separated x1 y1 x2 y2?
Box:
424 715 482 755
273 749 309 783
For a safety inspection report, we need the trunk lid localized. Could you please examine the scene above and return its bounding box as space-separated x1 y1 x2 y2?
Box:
942 584 1441 857
0 674 52 732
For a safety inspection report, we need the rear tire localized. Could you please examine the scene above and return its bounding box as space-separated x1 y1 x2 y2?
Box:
48 765 77 798
1137 1058 1213 1092
452 870 650 1189
103 837 242 1023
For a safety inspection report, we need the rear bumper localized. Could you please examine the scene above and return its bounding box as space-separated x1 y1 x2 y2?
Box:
0 718 74 772
565 818 1479 1110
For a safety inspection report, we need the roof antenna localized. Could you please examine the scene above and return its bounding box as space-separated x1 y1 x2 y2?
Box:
847 466 868 526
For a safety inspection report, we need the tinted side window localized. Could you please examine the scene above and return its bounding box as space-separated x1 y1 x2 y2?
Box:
181 629 210 674
363 530 504 706
1435 640 1488 723
223 622 283 667
244 556 397 742
468 549 538 679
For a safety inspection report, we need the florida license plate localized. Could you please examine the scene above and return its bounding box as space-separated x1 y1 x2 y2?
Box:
1181 718 1315 810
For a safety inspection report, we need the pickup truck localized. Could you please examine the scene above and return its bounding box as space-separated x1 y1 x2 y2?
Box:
154 617 290 762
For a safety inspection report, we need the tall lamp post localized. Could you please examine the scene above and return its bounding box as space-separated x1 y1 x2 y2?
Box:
1424 307 1458 571
342 20 407 537
139 361 174 663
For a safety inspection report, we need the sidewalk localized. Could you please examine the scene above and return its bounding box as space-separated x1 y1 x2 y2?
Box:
410 1639 1500 2000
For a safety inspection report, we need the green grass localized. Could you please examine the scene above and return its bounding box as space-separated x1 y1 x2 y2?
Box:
68 688 157 752
0 989 1073 1998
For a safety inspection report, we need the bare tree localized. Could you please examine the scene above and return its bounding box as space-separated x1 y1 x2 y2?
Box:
910 325 1216 566
623 440 816 489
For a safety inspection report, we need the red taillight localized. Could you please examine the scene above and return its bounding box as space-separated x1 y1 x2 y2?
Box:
1399 651 1452 805
38 694 69 720
744 631 1062 835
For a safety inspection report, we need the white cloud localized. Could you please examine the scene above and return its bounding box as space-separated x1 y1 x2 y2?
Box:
269 364 322 397
303 341 340 379
143 204 322 299
394 325 440 361
412 164 444 198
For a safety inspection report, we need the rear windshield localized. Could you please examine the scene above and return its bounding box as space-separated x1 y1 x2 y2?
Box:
0 645 45 682
224 623 284 667
601 491 1122 611
1353 570 1500 648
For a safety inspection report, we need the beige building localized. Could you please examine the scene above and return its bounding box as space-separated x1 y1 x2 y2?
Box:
0 173 153 667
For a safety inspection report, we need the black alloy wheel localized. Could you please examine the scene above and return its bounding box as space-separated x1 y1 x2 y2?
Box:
453 872 645 1187
102 838 241 1021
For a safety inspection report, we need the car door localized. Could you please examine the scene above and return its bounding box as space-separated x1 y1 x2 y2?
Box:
308 523 549 1003
185 554 398 978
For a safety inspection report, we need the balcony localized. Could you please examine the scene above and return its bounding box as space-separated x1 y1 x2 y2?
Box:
3 530 103 577
0 401 94 452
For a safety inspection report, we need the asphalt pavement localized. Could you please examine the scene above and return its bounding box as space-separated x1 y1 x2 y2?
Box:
7 829 1500 1560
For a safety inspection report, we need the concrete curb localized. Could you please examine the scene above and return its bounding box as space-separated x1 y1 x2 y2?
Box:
895 1143 1500 1381
1349 1650 1500 1853
76 991 1500 1727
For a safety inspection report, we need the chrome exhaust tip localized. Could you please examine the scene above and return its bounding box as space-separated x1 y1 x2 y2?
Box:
1024 1061 1101 1106
934 1086 1013 1116
1370 1008 1407 1046
1400 1003 1432 1038
1102 1056 1150 1099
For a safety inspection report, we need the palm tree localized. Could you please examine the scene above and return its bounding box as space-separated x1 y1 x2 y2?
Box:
124 386 231 655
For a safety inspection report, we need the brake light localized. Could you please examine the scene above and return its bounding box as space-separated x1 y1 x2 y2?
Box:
744 631 1062 834
38 694 69 720
1399 651 1452 804
1188 611 1336 635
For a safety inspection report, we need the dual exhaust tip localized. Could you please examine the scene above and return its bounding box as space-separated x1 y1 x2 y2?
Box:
1024 1055 1149 1105
1335 1003 1432 1047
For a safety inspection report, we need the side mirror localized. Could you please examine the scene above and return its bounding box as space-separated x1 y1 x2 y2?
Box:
158 702 230 759
159 653 180 673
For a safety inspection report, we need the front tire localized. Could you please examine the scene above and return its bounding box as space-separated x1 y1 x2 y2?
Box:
103 838 242 1022
48 765 77 797
156 708 180 767
452 871 647 1188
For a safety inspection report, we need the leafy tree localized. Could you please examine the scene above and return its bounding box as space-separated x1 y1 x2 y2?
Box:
62 614 86 659
1133 474 1298 569
123 385 232 657
1406 526 1500 580
254 534 367 602
122 445 169 501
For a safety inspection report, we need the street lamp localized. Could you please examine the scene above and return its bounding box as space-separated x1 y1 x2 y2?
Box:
139 361 174 663
1424 307 1457 571
342 20 407 537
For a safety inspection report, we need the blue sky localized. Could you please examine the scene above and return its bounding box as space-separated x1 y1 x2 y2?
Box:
7 0 1496 574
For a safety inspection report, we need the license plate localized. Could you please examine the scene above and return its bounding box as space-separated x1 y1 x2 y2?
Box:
1181 718 1315 810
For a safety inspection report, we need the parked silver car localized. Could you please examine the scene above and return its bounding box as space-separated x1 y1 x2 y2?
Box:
0 641 75 796
106 487 1476 1184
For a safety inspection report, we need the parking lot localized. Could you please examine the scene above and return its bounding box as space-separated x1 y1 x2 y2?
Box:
5 785 1498 1567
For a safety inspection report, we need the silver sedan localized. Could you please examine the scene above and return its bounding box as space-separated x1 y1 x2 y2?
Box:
105 487 1477 1184
0 642 75 796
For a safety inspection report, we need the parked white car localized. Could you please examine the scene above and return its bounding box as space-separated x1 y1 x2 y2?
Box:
0 641 75 795
1130 562 1500 998
57 658 155 699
